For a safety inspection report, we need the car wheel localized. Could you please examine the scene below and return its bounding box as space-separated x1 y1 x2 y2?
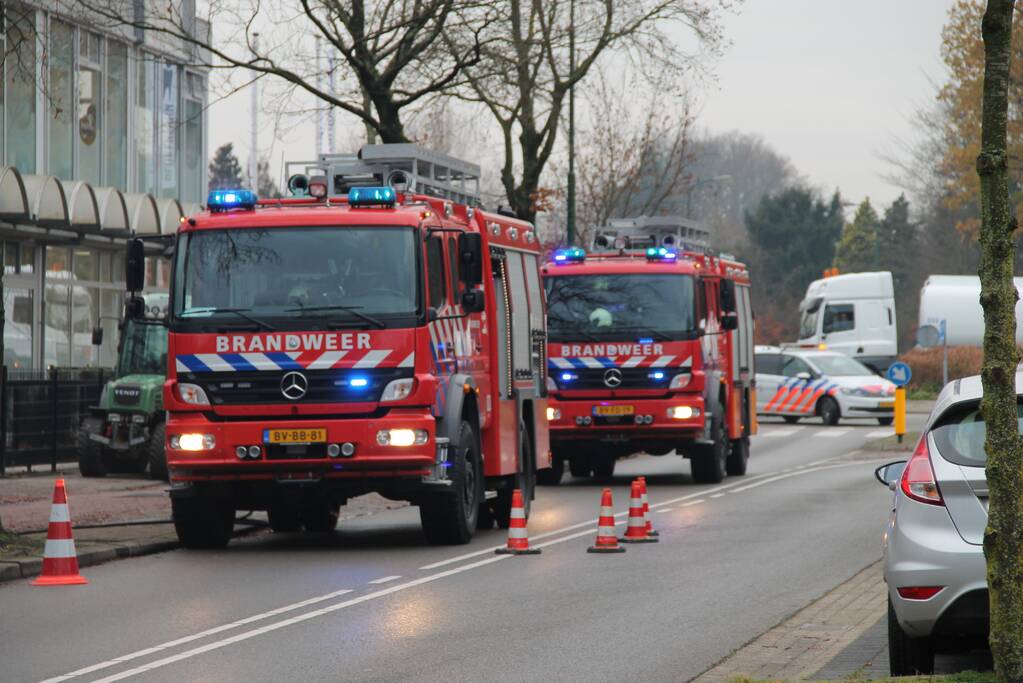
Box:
818 397 841 426
782 415 801 424
77 418 108 478
148 422 168 481
302 502 341 533
691 417 727 484
877 417 894 426
726 436 749 476
420 421 481 545
591 453 616 481
267 503 303 533
888 596 934 675
536 450 564 486
569 454 592 478
172 496 234 549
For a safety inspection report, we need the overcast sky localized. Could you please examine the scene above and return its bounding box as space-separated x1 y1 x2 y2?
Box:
208 0 958 210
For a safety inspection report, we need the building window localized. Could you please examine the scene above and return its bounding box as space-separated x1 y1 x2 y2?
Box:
182 72 204 203
6 4 37 173
159 63 178 197
78 30 103 185
105 41 129 189
48 18 75 181
135 54 157 195
5 287 34 369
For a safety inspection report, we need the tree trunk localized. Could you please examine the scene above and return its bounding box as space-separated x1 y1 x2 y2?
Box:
977 3 1023 682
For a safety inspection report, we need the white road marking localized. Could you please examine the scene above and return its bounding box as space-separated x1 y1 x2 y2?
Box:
367 576 401 585
866 430 894 438
657 508 673 513
729 462 865 494
760 429 798 438
814 429 851 438
710 493 725 499
682 500 704 507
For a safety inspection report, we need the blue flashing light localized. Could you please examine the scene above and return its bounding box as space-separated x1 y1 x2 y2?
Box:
553 247 586 264
649 371 666 381
207 188 257 212
350 377 369 388
646 246 678 261
348 186 396 207
560 372 577 382
638 338 654 344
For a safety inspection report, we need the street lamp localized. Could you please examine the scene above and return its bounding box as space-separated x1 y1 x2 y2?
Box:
685 175 731 219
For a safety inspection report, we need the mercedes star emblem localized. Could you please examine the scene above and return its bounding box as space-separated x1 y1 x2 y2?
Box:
280 371 309 400
603 368 623 388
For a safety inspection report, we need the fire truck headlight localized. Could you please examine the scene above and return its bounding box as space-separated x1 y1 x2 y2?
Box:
546 407 561 421
377 429 429 447
380 378 414 402
177 383 211 406
669 373 692 390
170 433 215 451
666 406 700 420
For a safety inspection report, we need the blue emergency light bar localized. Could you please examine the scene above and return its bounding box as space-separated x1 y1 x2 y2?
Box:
646 247 678 261
348 186 397 207
553 247 586 264
207 189 258 212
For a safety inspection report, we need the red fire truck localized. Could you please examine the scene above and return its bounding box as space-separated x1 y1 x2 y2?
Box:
123 145 550 548
541 217 756 485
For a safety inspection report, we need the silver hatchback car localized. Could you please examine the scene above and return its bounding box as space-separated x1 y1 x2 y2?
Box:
875 373 996 675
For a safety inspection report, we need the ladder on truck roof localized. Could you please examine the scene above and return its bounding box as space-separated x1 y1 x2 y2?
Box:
286 144 481 206
591 215 712 254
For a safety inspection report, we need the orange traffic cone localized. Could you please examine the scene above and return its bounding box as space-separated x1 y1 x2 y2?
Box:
620 479 656 543
639 476 659 538
495 489 541 555
32 479 88 586
587 488 625 553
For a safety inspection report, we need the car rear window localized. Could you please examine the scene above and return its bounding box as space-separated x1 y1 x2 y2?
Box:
930 400 1023 468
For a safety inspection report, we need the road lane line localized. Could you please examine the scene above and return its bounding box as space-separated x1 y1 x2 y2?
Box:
367 575 401 585
657 508 673 513
814 429 851 438
866 430 894 438
760 429 798 438
682 500 704 507
728 462 864 494
709 493 725 499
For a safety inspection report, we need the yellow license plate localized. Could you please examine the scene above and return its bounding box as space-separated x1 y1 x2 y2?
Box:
879 401 895 408
593 405 635 416
265 428 327 444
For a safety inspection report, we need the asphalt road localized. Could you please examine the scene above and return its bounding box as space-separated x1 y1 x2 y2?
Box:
1 416 924 683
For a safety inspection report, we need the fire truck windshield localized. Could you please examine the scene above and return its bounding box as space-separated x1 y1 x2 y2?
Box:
545 273 697 342
172 227 418 329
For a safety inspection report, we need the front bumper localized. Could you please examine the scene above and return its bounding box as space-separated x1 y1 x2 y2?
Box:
87 418 149 451
166 409 442 482
548 394 705 441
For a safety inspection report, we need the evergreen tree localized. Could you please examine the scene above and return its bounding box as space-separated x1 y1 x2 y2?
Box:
878 194 917 289
256 160 282 199
833 199 879 273
208 143 244 192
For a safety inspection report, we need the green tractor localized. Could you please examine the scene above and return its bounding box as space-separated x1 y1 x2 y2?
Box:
78 293 169 480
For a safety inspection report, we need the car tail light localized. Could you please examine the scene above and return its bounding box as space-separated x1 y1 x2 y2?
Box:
900 435 944 506
897 586 944 600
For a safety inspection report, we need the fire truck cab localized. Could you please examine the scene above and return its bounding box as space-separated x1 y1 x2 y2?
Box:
541 217 755 484
125 145 550 548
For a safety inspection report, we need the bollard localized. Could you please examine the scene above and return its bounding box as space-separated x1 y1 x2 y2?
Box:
895 387 906 444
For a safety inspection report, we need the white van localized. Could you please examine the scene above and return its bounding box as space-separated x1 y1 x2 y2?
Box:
918 275 1023 346
797 271 897 373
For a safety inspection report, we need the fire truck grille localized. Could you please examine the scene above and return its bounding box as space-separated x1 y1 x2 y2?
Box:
178 368 412 405
554 368 683 391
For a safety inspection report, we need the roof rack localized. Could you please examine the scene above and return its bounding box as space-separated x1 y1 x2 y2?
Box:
591 215 712 254
285 144 481 206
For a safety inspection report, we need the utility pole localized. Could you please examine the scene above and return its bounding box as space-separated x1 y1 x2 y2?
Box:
566 0 576 246
327 54 336 154
315 36 323 156
249 33 259 188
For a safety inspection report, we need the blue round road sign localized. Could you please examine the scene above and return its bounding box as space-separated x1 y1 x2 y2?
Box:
887 361 912 387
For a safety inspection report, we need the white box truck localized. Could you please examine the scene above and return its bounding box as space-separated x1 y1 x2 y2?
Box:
918 275 1023 345
796 271 898 373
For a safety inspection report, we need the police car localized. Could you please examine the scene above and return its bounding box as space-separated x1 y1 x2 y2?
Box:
755 345 896 426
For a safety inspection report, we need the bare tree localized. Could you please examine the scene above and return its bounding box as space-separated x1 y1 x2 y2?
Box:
62 0 491 143
453 0 726 223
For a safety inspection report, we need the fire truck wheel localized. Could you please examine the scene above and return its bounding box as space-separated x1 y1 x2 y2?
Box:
267 504 303 533
592 454 616 481
172 496 234 549
491 422 535 528
302 502 341 533
148 422 169 481
419 421 481 545
690 417 728 484
818 397 841 426
536 452 565 486
77 418 108 478
782 416 801 424
726 436 749 476
569 455 592 478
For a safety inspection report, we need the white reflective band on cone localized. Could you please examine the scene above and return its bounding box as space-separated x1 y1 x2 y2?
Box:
598 525 616 535
49 504 71 523
43 538 77 559
510 508 526 520
628 516 645 527
508 527 528 539
599 507 613 516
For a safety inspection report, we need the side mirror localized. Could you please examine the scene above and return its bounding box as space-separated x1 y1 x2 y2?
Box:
719 279 736 314
125 237 145 292
875 461 907 489
796 372 812 381
125 295 146 321
91 327 104 346
721 312 738 331
458 232 484 287
461 289 485 313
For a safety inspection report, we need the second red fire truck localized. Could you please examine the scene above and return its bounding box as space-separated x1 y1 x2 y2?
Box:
541 217 756 485
124 145 551 548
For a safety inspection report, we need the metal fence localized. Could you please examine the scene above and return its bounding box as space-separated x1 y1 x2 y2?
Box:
0 367 111 476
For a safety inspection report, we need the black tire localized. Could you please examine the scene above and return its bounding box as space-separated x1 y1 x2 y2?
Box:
888 596 935 676
536 449 564 486
591 454 616 481
125 446 150 474
569 454 592 478
172 496 234 549
818 396 841 426
691 417 728 484
726 436 749 476
491 422 535 528
878 417 894 426
782 415 801 424
148 422 168 481
77 418 108 478
302 502 341 533
267 503 303 533
420 421 481 545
